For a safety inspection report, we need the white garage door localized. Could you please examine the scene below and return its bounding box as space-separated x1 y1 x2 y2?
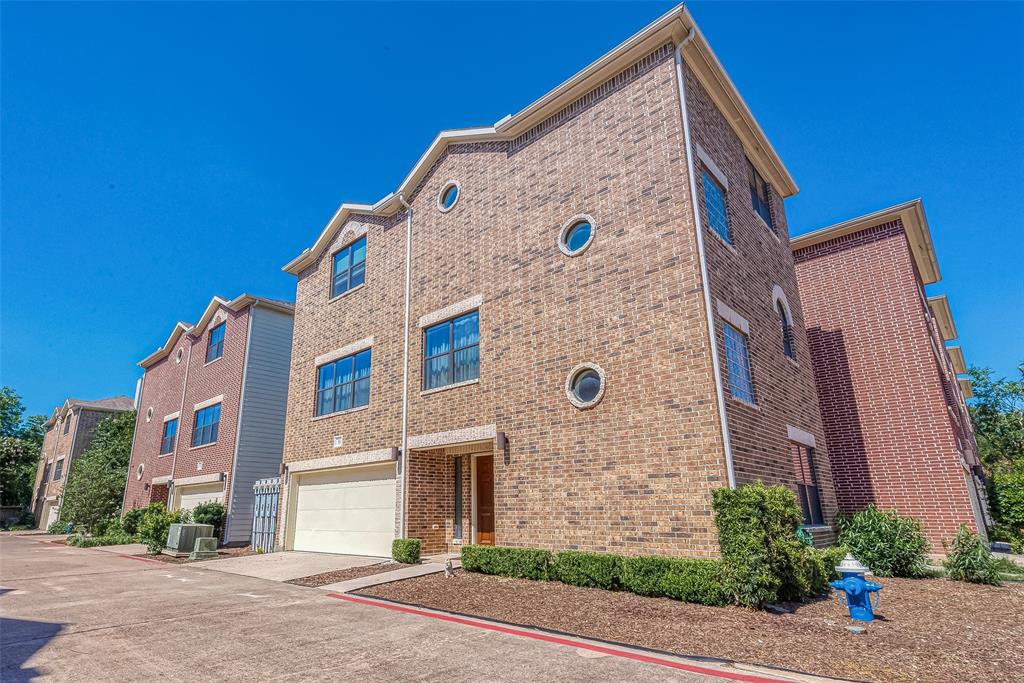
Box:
292 463 396 557
175 483 225 512
44 502 60 529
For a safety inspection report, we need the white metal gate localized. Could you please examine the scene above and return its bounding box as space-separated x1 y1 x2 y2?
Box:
251 477 280 553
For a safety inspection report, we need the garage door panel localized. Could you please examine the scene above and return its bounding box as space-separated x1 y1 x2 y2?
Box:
292 463 396 557
177 483 225 511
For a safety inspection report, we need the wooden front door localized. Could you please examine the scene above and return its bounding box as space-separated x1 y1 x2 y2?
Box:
476 454 495 545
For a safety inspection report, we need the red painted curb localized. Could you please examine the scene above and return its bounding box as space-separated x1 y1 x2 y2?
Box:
327 593 792 683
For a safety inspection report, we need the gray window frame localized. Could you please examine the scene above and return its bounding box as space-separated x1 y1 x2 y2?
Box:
723 322 755 404
160 418 178 455
702 169 731 243
206 322 225 363
191 403 221 447
422 311 480 391
330 236 367 299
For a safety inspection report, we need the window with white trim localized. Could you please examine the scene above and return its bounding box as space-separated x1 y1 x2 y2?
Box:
777 300 795 360
206 323 225 363
723 323 755 403
702 170 731 243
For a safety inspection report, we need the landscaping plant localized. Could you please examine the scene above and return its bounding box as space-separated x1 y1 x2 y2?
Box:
58 410 136 533
121 506 148 536
137 503 187 553
944 525 1002 585
554 550 623 590
461 545 553 580
191 501 226 539
836 505 931 578
392 538 422 564
47 520 67 535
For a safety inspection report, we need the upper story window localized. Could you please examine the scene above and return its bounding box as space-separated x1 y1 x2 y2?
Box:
777 301 795 360
160 418 178 455
723 322 755 404
206 323 225 363
53 459 64 481
41 463 51 484
438 182 460 212
331 236 367 298
424 310 480 391
191 403 221 447
746 158 774 231
702 170 731 244
316 349 371 416
62 414 71 435
792 444 823 525
558 215 595 256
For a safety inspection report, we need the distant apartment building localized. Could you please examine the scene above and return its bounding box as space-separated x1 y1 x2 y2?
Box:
792 200 988 547
275 6 838 558
33 396 135 528
123 294 294 545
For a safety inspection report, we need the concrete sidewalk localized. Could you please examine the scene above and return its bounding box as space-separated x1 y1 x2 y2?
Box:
199 550 381 581
322 558 461 593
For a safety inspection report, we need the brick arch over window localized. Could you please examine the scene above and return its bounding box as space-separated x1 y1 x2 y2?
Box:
772 285 796 360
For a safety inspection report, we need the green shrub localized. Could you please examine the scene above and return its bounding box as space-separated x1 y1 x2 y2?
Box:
191 502 226 538
461 545 553 580
712 482 810 607
620 555 731 606
392 538 422 564
121 506 148 536
553 551 622 590
137 504 187 554
802 545 849 594
47 520 67 535
944 525 1001 585
836 505 930 578
991 471 1024 531
67 530 135 548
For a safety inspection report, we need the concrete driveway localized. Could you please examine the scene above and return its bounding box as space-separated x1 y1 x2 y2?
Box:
199 550 381 581
0 535 803 682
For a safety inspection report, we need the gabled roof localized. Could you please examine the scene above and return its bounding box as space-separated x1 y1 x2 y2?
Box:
791 199 941 285
927 295 958 341
44 395 135 427
139 294 295 368
283 4 798 275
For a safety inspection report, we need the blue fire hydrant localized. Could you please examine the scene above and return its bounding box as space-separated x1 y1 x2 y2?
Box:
830 553 882 622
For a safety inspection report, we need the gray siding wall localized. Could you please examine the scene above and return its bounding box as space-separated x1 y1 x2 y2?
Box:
226 306 294 544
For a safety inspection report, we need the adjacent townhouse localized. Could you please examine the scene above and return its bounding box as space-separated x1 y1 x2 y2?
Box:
32 395 135 528
275 5 838 559
123 294 294 545
792 200 989 547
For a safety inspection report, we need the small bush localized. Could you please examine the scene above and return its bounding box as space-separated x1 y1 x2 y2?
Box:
47 520 66 535
944 525 1001 585
191 502 226 539
803 545 849 594
67 530 135 548
121 506 148 536
836 505 930 578
991 471 1024 531
392 538 422 564
620 555 731 606
461 545 553 580
553 551 622 590
137 504 187 554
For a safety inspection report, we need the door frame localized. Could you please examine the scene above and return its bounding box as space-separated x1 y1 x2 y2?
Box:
470 452 495 545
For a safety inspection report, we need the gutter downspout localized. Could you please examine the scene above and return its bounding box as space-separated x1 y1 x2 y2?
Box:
674 29 736 488
397 193 414 538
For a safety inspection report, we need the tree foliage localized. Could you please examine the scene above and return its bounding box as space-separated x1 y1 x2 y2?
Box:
59 410 136 532
967 364 1024 473
0 387 47 506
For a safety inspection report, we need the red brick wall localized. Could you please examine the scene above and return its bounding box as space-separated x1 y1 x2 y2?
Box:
793 220 979 546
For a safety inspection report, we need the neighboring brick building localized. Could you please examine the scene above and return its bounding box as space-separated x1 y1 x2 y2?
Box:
123 294 294 545
32 395 135 528
792 200 989 547
275 6 838 558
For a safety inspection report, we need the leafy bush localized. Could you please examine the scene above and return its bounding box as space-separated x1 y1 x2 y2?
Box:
121 506 148 536
803 545 850 594
47 520 67 535
991 471 1024 531
67 530 135 548
137 504 187 554
58 411 136 533
392 538 422 564
553 551 622 590
712 482 810 607
191 502 225 539
944 525 1002 585
620 555 732 606
836 505 930 578
461 545 553 580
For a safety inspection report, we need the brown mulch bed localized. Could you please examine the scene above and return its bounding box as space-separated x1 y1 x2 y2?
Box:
149 545 258 564
359 571 1024 683
287 562 412 587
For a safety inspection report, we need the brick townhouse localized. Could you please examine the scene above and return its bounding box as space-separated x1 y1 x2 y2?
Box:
792 200 989 547
123 294 294 545
32 395 135 528
275 5 838 558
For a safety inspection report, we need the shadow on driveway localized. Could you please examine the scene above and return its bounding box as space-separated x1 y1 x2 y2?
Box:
0 615 64 682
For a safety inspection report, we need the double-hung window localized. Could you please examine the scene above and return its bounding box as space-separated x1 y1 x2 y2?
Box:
63 415 71 435
316 349 371 416
723 322 755 403
160 418 178 455
792 444 824 525
331 237 366 298
423 311 480 391
206 323 225 363
53 459 64 481
747 158 774 231
702 170 731 243
191 403 221 447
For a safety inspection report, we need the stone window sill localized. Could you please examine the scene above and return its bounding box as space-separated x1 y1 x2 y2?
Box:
421 378 480 397
311 404 370 422
328 283 366 305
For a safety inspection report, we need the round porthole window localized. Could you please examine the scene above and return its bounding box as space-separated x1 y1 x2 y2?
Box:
565 363 606 409
176 348 184 363
559 214 595 256
136 463 145 480
438 182 460 212
146 407 154 422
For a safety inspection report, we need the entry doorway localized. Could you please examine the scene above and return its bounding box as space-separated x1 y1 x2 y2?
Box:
475 454 495 545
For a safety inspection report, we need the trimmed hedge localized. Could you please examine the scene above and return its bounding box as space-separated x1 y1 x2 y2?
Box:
621 555 732 606
461 544 552 580
553 550 622 590
392 538 422 564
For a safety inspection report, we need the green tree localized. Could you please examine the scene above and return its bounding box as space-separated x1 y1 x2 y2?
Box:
0 387 47 506
59 410 136 532
967 364 1024 473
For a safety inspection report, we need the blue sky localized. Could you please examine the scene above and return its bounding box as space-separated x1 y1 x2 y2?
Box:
2 2 1021 417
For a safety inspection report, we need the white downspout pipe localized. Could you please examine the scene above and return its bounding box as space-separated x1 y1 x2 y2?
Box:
674 29 736 488
397 193 414 537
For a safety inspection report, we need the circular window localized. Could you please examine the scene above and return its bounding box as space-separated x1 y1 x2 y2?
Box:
565 363 606 409
438 182 460 212
559 214 596 256
146 407 154 422
176 348 184 363
136 463 145 480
